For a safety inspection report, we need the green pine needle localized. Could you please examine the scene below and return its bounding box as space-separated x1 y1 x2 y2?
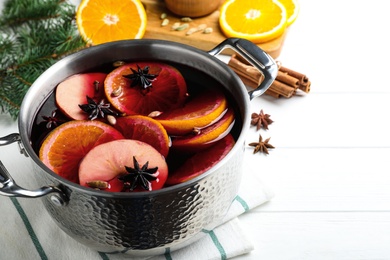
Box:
0 0 87 119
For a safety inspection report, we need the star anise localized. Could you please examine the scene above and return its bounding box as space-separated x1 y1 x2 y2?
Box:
118 156 159 191
79 96 118 120
249 134 275 154
42 109 65 129
123 64 158 89
251 109 273 130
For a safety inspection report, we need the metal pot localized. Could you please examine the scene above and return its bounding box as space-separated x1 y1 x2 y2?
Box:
0 38 277 256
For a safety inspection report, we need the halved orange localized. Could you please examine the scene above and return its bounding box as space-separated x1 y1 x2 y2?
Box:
39 120 124 183
219 0 287 43
278 0 299 26
171 108 235 151
155 88 228 136
114 115 170 158
76 0 147 45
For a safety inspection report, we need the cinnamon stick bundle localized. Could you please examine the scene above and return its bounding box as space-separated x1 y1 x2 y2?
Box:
228 54 311 98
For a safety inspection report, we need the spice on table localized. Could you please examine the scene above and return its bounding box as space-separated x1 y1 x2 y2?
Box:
228 54 311 98
249 134 275 155
203 27 213 34
161 18 169 27
181 17 193 22
251 109 273 130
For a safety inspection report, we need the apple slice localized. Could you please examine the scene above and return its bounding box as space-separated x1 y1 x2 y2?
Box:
166 134 235 186
56 72 108 120
79 139 168 192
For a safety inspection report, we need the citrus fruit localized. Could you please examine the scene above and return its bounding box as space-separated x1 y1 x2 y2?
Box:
76 0 147 45
219 0 287 43
155 88 228 136
79 139 168 192
171 108 235 151
104 62 188 116
114 115 170 158
56 73 108 120
278 0 299 26
166 134 235 185
39 120 124 183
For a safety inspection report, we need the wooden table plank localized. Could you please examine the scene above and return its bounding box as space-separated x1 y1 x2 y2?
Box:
236 212 390 259
242 147 390 212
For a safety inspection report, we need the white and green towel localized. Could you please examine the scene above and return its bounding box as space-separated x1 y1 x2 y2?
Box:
0 114 273 259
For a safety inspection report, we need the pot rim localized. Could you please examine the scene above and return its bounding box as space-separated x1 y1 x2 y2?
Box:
18 39 251 198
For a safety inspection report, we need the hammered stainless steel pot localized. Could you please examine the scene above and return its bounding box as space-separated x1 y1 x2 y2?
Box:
0 38 277 256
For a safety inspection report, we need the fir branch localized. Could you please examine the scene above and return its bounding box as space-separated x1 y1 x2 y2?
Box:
0 0 87 118
0 0 69 27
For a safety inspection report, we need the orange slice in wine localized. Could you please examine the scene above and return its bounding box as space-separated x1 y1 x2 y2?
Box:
39 120 124 183
166 134 236 185
155 88 228 135
114 115 170 158
104 62 187 116
171 108 235 151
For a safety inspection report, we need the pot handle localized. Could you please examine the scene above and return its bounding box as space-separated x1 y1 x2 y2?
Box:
0 134 68 206
208 38 278 100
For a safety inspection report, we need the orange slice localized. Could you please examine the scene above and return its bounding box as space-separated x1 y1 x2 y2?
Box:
278 0 299 26
114 115 170 158
76 0 147 45
219 0 287 43
166 134 236 185
155 88 228 136
104 62 187 116
171 108 235 152
39 120 124 183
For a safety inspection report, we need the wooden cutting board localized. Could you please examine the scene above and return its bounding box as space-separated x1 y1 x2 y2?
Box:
141 0 285 58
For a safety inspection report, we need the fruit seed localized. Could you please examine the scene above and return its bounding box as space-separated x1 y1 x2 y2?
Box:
107 115 117 125
111 86 122 97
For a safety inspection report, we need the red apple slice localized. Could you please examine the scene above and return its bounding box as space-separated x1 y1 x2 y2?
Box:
56 72 107 120
79 139 168 192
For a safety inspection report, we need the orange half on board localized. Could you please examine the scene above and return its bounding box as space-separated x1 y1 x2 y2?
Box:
76 0 147 45
219 0 288 43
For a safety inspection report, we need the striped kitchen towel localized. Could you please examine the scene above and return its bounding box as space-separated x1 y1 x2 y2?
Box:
0 114 273 260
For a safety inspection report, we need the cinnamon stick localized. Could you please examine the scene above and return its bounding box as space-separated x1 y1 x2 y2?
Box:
269 80 295 98
276 71 299 89
227 54 311 98
279 65 308 83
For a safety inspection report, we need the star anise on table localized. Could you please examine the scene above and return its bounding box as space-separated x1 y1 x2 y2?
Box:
79 96 118 120
123 64 158 89
251 109 273 130
119 156 159 191
249 134 275 154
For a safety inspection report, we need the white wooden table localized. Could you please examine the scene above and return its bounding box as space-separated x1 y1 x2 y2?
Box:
2 0 390 259
235 0 390 258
